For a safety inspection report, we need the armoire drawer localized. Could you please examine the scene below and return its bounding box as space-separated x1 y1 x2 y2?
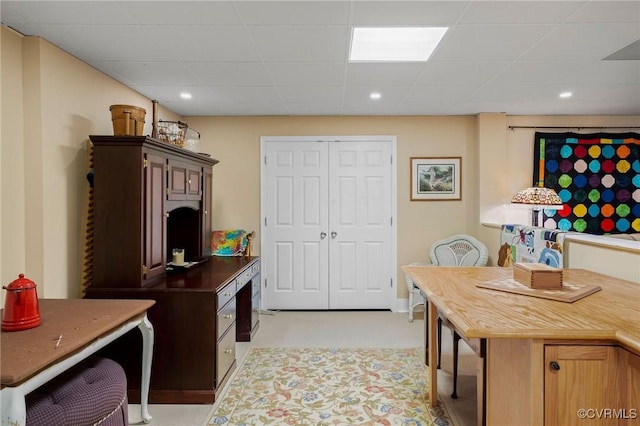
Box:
216 324 236 388
217 298 236 339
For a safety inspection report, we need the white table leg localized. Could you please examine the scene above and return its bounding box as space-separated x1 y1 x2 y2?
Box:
138 314 154 423
1 387 26 426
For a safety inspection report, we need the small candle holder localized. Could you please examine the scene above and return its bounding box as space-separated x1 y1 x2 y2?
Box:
172 248 185 265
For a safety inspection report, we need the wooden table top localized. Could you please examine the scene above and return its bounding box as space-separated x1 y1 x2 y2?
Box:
403 266 640 354
1 298 155 386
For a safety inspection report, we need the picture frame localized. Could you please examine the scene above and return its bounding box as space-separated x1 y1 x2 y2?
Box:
410 157 461 201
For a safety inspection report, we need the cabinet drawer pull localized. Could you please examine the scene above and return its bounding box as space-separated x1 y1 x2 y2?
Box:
224 292 233 297
224 349 233 354
549 361 560 371
224 314 233 320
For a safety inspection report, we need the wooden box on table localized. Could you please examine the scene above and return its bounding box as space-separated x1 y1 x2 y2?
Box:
513 262 563 289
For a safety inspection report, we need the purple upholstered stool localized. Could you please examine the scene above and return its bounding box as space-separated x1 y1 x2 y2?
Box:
25 357 128 426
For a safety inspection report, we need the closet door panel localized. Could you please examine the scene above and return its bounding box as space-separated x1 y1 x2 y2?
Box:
328 141 393 309
265 142 329 309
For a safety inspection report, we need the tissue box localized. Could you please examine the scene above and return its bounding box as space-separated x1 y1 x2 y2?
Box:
513 263 563 289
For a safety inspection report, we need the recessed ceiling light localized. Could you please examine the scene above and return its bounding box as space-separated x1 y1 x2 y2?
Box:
370 92 382 100
559 92 572 98
180 92 192 99
349 27 448 62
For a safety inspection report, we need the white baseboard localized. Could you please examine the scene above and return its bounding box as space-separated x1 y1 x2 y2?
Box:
395 298 425 313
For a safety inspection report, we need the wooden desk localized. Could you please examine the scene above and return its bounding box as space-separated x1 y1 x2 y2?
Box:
86 256 261 404
402 266 640 426
1 299 155 426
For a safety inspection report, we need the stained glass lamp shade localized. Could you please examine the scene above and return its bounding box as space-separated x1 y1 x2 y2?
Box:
511 187 563 227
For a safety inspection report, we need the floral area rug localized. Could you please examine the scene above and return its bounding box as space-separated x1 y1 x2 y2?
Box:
208 347 457 426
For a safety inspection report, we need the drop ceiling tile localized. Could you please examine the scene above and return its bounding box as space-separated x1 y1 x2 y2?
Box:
521 23 640 61
148 26 260 62
488 61 586 86
345 63 425 86
235 1 351 25
120 1 241 25
464 85 542 103
459 1 582 24
601 100 640 115
341 103 398 115
433 25 555 62
215 102 289 116
129 85 213 103
265 63 345 86
1 1 136 25
278 86 344 103
448 100 515 114
95 61 200 86
284 102 345 116
415 62 507 86
404 85 480 104
559 61 640 85
567 1 640 23
605 39 640 61
208 86 281 103
1 3 35 25
342 86 411 113
395 100 460 115
187 63 272 86
249 27 349 62
351 1 469 25
34 25 165 61
568 84 640 102
508 99 638 115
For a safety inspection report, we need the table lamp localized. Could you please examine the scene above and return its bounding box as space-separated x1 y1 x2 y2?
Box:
511 186 563 227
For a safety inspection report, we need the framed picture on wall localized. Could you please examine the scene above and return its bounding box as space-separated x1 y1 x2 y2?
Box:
410 157 461 201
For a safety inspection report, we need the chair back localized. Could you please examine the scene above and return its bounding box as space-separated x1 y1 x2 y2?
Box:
429 234 489 267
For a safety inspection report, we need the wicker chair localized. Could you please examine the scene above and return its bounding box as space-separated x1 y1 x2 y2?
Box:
405 234 488 398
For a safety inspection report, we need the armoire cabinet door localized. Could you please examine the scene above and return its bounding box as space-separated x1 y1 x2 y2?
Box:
202 169 213 256
144 153 166 281
168 158 202 201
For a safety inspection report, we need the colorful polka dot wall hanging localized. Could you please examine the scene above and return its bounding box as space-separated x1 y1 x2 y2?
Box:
533 132 639 235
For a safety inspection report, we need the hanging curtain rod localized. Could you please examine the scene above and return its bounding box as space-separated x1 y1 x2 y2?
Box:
508 126 639 131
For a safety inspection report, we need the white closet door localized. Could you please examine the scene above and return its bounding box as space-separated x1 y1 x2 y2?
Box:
328 141 393 309
262 137 395 310
264 141 329 309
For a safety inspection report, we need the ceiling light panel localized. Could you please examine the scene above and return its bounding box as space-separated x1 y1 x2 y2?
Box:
349 27 448 62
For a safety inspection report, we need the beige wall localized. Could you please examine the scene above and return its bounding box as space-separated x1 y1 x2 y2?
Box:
187 115 480 300
2 25 637 307
1 27 27 297
1 28 180 300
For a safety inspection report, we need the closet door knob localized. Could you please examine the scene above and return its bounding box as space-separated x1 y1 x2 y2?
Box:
320 232 327 239
549 361 560 371
331 231 337 239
